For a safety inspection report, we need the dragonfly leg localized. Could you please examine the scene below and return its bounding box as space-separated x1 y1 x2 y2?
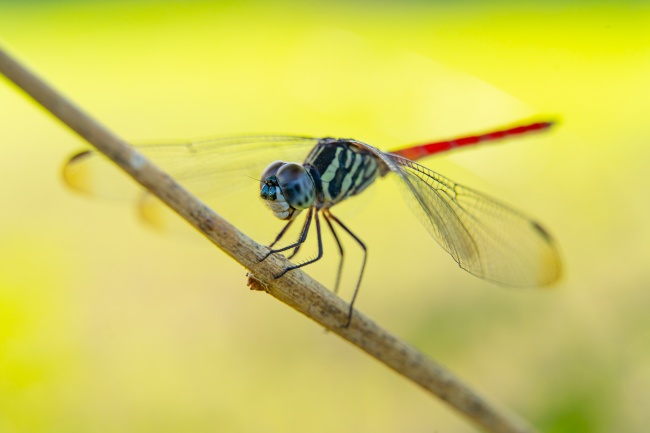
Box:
261 209 311 262
287 242 303 260
267 217 296 249
274 209 324 278
326 210 367 328
260 207 314 267
268 217 304 260
323 209 344 295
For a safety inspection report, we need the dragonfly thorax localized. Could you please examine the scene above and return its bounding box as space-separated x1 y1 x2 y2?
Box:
260 161 315 220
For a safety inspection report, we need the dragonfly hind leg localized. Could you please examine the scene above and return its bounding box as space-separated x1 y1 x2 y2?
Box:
325 209 367 328
322 211 344 296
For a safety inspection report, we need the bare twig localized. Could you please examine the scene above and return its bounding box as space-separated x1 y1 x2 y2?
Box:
0 46 540 433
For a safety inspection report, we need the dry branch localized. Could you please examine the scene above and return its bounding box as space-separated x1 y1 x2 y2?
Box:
0 46 540 433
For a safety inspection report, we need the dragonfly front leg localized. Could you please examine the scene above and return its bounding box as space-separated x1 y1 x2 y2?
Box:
267 217 296 250
260 208 323 278
260 207 313 264
265 214 307 262
274 209 324 279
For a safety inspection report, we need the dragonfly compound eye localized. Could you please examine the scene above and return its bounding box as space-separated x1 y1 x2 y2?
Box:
260 161 311 220
275 163 315 210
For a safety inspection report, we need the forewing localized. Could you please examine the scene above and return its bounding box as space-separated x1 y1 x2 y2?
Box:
63 135 320 226
388 154 562 287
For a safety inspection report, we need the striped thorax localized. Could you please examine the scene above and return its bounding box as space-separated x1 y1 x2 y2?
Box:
304 138 384 206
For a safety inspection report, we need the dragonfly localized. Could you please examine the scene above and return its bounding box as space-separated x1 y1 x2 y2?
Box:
64 120 562 326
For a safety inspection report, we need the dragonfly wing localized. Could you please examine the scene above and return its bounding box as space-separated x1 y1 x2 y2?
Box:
387 154 562 287
63 135 320 225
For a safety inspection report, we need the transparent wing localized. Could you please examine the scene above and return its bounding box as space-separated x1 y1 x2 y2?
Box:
63 135 320 228
63 135 320 234
387 154 562 287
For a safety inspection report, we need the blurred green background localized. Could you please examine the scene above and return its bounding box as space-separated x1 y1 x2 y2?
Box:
1 1 649 432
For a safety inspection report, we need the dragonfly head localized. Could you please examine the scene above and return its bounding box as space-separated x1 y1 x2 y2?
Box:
260 161 315 220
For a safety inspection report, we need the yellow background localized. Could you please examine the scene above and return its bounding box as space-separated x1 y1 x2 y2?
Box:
1 2 649 432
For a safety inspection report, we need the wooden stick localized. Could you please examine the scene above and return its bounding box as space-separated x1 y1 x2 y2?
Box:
0 46 540 433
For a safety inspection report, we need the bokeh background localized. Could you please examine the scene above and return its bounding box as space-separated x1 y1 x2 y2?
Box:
1 1 649 432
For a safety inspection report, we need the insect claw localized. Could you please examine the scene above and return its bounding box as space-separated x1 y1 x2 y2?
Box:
273 268 290 279
258 250 274 263
342 307 354 328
